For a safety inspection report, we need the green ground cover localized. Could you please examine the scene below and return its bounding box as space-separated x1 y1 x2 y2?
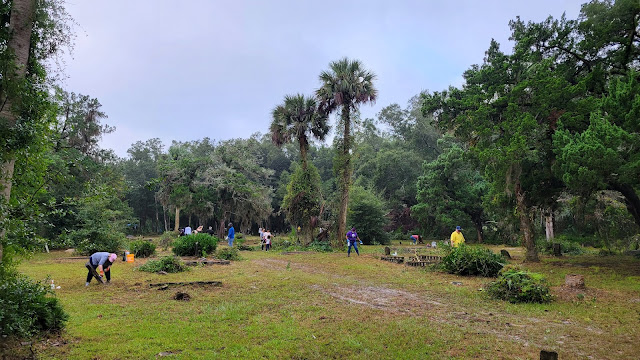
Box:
6 239 640 359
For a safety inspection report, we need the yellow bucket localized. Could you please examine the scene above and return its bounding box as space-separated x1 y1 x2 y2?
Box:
126 254 135 263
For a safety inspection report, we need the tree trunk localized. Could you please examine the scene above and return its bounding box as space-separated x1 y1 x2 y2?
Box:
473 219 484 243
515 179 539 262
299 136 309 170
163 205 168 232
174 207 180 231
335 105 351 247
218 218 225 240
545 210 554 242
0 0 37 265
154 196 160 233
609 182 640 228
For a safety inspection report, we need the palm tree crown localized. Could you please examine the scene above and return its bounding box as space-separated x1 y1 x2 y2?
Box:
270 94 329 167
316 58 377 114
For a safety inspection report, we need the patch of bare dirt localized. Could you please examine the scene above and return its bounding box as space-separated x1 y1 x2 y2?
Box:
253 258 338 278
311 284 442 315
551 285 610 303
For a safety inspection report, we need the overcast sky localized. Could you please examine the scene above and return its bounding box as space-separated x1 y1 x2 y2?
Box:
59 0 585 158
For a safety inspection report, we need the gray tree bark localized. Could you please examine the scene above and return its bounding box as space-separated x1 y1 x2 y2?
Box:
0 0 37 265
336 105 351 248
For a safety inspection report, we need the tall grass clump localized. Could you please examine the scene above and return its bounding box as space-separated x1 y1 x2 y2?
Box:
440 245 505 277
138 256 189 273
172 234 218 256
487 267 553 303
216 247 241 261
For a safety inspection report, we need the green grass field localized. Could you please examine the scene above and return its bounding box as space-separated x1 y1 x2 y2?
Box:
8 239 640 359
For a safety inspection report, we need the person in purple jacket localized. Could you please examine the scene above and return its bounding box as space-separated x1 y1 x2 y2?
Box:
345 227 362 257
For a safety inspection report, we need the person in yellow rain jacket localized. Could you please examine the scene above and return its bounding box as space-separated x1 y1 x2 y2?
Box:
450 226 465 247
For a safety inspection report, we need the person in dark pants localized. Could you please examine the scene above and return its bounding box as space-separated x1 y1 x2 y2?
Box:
85 252 117 286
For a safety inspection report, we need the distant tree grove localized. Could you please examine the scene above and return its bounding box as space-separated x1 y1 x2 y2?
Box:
1 0 639 275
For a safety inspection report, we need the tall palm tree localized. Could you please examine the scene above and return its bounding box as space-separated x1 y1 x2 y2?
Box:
270 94 329 168
316 58 377 246
271 94 329 244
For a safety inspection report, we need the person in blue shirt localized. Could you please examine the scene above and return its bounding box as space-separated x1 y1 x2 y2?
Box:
227 222 235 247
85 252 117 286
345 227 362 257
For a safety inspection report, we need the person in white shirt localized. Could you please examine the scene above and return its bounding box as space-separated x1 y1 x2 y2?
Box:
263 230 272 251
184 226 192 235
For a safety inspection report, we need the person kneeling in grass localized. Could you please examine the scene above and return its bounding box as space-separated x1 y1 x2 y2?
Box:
85 252 117 286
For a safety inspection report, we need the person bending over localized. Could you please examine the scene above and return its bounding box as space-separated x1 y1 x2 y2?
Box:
85 252 117 286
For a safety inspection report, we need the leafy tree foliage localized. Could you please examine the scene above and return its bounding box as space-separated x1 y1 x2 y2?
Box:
281 163 323 244
413 137 488 242
122 139 164 233
510 0 640 230
1 0 74 265
347 185 389 245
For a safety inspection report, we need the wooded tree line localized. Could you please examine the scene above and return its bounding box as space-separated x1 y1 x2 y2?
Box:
1 0 638 269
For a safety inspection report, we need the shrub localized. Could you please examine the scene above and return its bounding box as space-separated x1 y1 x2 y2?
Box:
138 256 189 273
129 240 156 258
440 245 505 277
237 244 253 251
537 238 585 256
172 233 218 256
271 238 294 251
216 247 241 261
306 241 333 252
159 231 177 249
0 275 68 337
487 267 553 304
74 230 123 256
347 186 390 245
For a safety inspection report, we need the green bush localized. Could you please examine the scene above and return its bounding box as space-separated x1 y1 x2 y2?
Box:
306 241 333 252
216 247 241 261
347 186 391 245
159 231 177 249
74 230 123 256
440 245 505 277
172 233 219 256
0 275 68 337
138 256 189 273
537 238 585 256
487 267 553 304
129 240 156 258
271 238 294 251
